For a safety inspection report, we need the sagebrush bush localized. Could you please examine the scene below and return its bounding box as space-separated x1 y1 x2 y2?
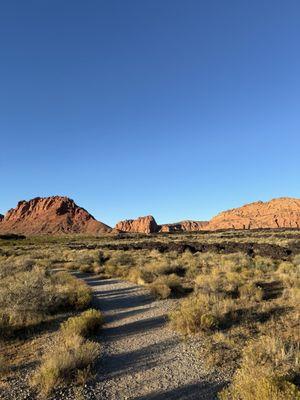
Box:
150 274 184 299
0 268 92 334
169 293 222 334
150 283 171 299
219 335 300 400
52 271 92 310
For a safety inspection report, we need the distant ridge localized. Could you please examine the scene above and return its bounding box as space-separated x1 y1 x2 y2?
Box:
1 196 300 235
0 196 111 235
206 197 300 230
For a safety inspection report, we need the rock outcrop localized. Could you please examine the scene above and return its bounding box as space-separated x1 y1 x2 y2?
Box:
0 196 111 235
206 197 300 230
0 214 3 222
160 220 208 232
115 215 159 234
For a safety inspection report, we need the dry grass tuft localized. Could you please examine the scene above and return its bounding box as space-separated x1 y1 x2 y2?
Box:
31 308 103 396
31 334 100 396
61 309 103 338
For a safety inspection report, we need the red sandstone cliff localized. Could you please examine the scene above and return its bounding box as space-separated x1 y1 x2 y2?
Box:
206 197 300 230
0 196 111 235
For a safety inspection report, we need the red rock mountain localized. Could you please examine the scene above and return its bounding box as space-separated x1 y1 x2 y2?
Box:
0 196 111 235
206 197 300 230
160 220 208 232
115 216 159 234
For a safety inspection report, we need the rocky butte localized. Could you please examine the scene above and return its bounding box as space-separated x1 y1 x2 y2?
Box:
115 215 159 234
206 197 300 230
0 196 111 235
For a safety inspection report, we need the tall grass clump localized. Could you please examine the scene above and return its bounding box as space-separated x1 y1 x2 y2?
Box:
31 308 103 396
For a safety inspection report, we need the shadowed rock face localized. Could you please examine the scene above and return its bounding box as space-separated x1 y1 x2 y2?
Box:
206 197 300 230
115 216 159 234
0 214 3 222
0 196 111 235
160 220 208 232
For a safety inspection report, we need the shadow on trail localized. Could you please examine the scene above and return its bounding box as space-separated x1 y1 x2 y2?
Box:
93 291 152 312
96 338 177 381
132 381 226 400
104 307 156 324
104 315 166 341
85 277 153 313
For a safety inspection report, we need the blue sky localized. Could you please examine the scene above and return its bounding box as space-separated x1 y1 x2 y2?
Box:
1 1 300 226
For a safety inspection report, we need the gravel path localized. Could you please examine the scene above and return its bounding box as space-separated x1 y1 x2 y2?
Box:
82 275 225 400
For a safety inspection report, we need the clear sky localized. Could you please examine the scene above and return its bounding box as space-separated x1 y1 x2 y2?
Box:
1 1 300 226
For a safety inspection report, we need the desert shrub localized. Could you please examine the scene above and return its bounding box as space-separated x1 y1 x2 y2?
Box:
0 269 91 333
150 283 171 299
0 256 36 279
277 262 297 274
169 293 222 334
150 274 184 299
144 260 185 277
79 264 94 273
31 334 100 396
106 251 135 267
50 271 92 310
219 335 300 400
254 256 276 272
127 268 153 285
276 261 300 289
64 261 78 271
61 309 103 338
293 254 300 266
104 263 129 278
239 282 264 301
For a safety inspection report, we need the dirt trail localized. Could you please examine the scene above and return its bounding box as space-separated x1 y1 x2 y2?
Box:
81 275 225 400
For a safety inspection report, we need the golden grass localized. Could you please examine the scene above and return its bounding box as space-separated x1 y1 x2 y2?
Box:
61 309 103 338
31 308 103 396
